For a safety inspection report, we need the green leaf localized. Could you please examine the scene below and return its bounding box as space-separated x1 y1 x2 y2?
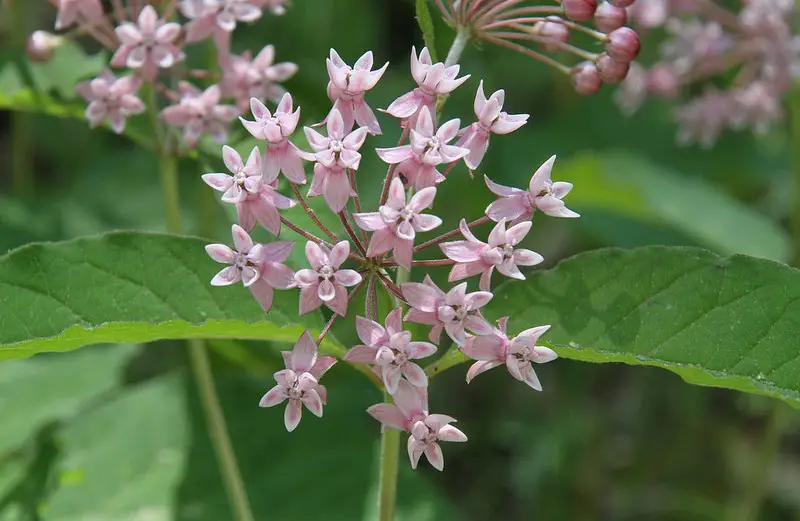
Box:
559 152 791 262
491 247 800 407
415 0 438 63
0 233 343 361
42 374 188 521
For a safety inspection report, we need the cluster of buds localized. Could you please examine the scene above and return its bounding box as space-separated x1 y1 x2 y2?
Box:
29 0 293 145
618 0 800 146
433 0 642 94
203 47 577 471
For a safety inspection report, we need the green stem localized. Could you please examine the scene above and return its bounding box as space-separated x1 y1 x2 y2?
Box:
444 25 471 67
158 153 253 521
726 403 787 521
10 0 32 196
188 339 256 521
377 391 401 521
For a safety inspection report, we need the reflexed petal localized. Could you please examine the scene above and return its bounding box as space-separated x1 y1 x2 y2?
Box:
514 249 544 266
496 259 524 280
466 360 503 383
463 130 490 170
478 266 494 291
385 308 403 335
438 424 468 442
290 331 318 372
407 341 437 359
356 316 387 346
444 323 467 346
505 355 525 381
401 282 439 312
353 212 387 232
532 346 558 364
520 365 543 391
258 385 287 407
366 228 395 256
248 279 274 312
492 113 529 134
516 325 551 345
299 285 323 315
462 334 504 361
486 195 529 223
205 243 236 264
424 443 445 471
393 379 428 419
279 146 308 184
322 169 352 213
263 262 296 289
407 437 425 469
441 241 483 263
392 239 413 271
261 241 294 263
385 90 421 119
302 389 324 417
344 345 378 364
412 214 441 232
382 366 403 394
367 404 407 431
402 362 428 387
464 290 493 310
251 198 281 236
210 266 240 286
376 145 413 164
329 241 350 267
484 175 522 197
284 399 303 431
334 269 362 287
449 261 487 283
311 355 337 379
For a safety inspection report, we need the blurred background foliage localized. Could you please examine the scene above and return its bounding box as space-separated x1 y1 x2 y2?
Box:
0 1 798 520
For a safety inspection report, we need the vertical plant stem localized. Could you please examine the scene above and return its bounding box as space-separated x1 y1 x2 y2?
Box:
791 81 800 266
158 152 254 521
444 25 471 67
10 0 32 196
188 339 256 521
377 397 401 521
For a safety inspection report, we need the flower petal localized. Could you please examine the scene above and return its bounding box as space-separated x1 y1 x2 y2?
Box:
290 330 318 373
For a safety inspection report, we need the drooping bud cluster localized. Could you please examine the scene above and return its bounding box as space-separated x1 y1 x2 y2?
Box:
617 0 800 146
31 0 292 140
201 47 576 471
432 0 642 95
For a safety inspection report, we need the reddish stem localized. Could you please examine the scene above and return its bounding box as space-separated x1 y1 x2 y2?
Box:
383 259 455 267
280 217 364 263
379 126 411 206
377 272 406 302
413 215 491 253
316 279 365 344
290 183 339 242
348 169 369 244
339 211 367 257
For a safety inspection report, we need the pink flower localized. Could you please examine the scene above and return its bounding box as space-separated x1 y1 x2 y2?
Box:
402 277 493 346
376 106 468 190
180 0 263 49
440 219 543 291
76 70 145 134
325 49 388 134
302 108 369 170
111 5 184 81
344 308 437 393
385 47 470 127
301 108 370 212
259 330 337 431
202 145 296 235
485 155 579 223
220 46 298 110
55 0 103 30
456 81 529 170
205 224 296 312
161 82 239 147
353 178 442 270
462 319 557 390
367 380 467 471
295 241 362 316
239 94 306 184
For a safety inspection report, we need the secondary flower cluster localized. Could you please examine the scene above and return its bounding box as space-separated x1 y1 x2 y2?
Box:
30 0 293 145
433 0 642 94
203 47 573 470
618 0 799 146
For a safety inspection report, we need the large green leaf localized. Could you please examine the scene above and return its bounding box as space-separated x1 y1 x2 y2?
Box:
0 233 342 361
559 152 791 262
490 247 800 407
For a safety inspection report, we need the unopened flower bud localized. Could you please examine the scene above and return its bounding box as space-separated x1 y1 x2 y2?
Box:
608 0 635 7
605 27 640 62
594 2 627 32
597 53 630 83
532 16 569 52
646 64 679 98
26 31 63 63
572 61 602 95
562 0 597 22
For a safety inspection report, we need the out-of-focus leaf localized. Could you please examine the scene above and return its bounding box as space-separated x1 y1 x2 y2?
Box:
0 233 343 361
559 151 791 261
489 247 800 407
27 41 106 98
415 0 438 62
42 374 188 521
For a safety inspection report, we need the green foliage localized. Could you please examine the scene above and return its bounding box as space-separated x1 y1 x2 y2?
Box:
415 0 438 62
0 233 344 361
492 247 800 406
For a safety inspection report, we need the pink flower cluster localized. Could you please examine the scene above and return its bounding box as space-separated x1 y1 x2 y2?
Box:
618 0 799 145
36 1 292 140
433 0 642 95
202 47 576 471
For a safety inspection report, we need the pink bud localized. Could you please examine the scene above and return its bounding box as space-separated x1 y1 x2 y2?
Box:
26 31 62 63
646 64 679 98
594 2 627 32
561 0 597 22
571 61 602 95
596 53 630 83
533 16 569 52
608 0 635 6
605 27 640 62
